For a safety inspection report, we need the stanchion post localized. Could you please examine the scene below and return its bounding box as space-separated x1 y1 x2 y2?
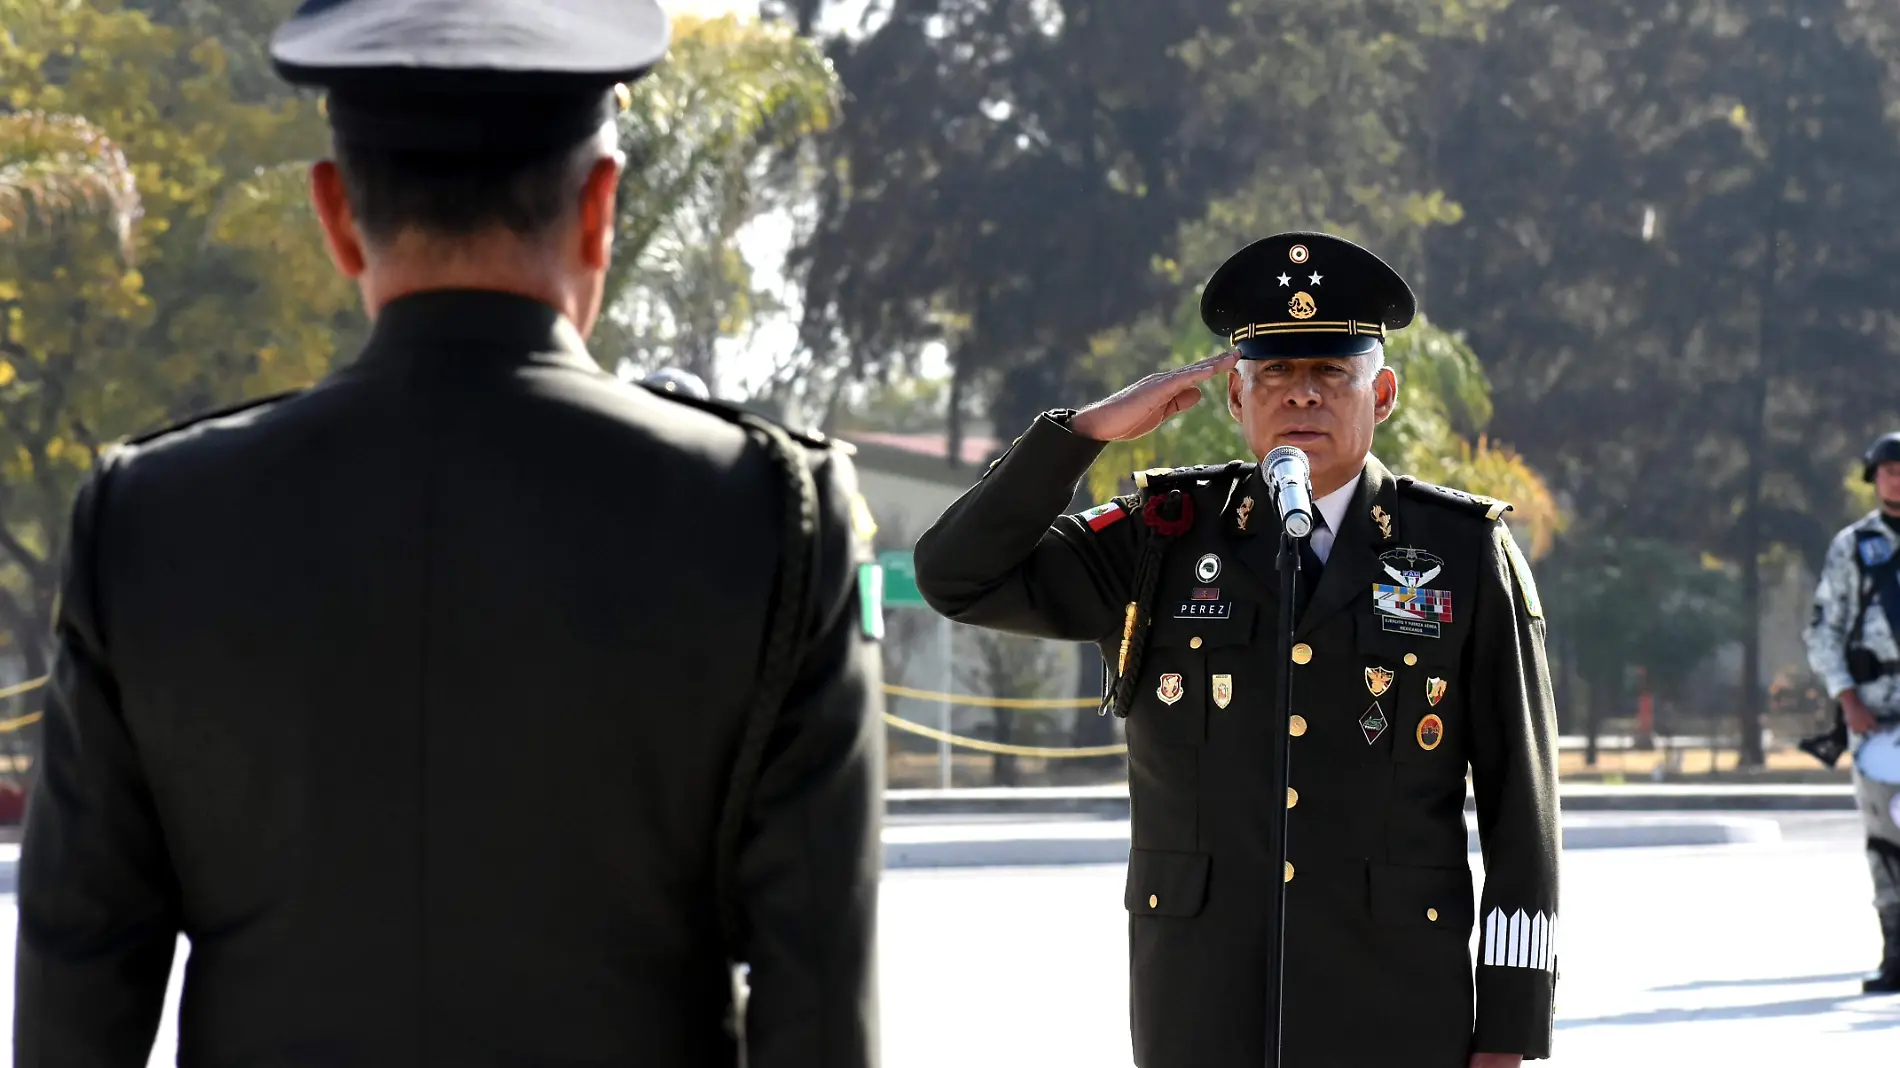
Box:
938 614 953 788
1264 529 1303 1068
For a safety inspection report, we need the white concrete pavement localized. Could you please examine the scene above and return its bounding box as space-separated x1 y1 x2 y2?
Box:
0 814 1893 1067
877 814 1899 1067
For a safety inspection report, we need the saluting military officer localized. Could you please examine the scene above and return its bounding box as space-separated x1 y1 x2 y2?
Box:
1802 432 1900 995
15 2 884 1066
915 233 1560 1068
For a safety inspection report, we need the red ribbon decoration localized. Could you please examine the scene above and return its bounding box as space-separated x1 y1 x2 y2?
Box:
1142 491 1195 536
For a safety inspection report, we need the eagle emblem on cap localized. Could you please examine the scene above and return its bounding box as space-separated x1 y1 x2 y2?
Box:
1288 292 1317 320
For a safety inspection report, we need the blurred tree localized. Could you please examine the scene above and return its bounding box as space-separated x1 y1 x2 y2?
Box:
785 0 1509 464
1542 537 1743 759
0 112 141 259
124 0 302 103
1418 0 1900 762
596 14 840 399
0 0 351 691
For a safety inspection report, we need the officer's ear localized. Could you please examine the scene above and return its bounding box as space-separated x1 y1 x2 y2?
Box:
577 155 623 272
309 160 365 278
1227 364 1246 423
1371 365 1398 424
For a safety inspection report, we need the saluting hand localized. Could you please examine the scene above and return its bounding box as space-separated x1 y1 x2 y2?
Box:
1469 1054 1523 1068
1843 690 1878 735
1068 350 1241 443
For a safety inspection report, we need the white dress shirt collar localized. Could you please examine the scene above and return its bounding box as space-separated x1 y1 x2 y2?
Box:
1309 474 1360 564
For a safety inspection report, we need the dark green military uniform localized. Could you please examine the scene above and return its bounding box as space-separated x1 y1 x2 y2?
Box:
14 4 885 1067
914 233 1559 1068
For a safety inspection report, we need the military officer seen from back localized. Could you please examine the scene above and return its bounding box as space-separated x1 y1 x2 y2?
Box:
915 233 1560 1068
1802 432 1900 995
14 2 884 1066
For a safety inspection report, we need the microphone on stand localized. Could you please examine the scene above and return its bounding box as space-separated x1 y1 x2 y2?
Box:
1260 446 1315 538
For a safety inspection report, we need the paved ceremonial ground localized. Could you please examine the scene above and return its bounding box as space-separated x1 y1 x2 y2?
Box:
0 814 1891 1067
878 815 1898 1067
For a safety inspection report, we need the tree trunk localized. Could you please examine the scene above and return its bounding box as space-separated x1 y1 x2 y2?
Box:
1738 214 1778 768
945 352 967 471
991 706 1018 787
1583 672 1601 768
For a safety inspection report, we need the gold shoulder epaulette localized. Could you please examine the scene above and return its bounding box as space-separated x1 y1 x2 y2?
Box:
1397 477 1513 521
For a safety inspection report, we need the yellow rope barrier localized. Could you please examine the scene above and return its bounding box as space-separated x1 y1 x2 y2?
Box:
883 713 1127 759
0 676 47 702
880 683 1098 709
0 677 1123 753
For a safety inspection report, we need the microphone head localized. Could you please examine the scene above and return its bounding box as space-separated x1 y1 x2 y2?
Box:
1261 445 1310 483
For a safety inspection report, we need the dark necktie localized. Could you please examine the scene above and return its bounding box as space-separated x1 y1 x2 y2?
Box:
1296 513 1327 613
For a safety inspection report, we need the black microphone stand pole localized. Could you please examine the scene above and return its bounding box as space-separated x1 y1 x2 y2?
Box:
1264 525 1303 1068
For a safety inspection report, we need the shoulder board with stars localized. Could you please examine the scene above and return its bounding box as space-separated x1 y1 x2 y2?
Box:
120 388 305 448
1133 459 1251 492
1397 477 1513 522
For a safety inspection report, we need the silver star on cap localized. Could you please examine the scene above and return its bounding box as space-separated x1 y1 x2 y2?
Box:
1278 273 1292 287
1309 272 1323 285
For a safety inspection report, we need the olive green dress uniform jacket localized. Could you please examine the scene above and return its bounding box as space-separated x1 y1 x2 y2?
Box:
15 291 885 1068
913 412 1560 1068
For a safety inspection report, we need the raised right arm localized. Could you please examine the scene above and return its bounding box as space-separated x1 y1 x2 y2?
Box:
914 412 1141 644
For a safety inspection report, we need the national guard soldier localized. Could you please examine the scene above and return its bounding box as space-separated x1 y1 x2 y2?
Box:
914 233 1560 1068
14 2 884 1066
1803 431 1900 995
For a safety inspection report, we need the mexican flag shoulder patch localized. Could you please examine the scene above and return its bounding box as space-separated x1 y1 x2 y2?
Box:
1078 501 1128 532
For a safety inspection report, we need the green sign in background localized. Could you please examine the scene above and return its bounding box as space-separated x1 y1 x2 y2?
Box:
878 550 929 607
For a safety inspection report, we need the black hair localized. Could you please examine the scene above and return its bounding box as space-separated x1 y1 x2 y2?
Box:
331 127 609 247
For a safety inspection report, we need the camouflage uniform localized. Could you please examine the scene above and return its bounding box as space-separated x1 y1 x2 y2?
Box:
1805 510 1900 989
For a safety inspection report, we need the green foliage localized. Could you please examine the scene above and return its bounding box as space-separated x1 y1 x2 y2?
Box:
0 112 141 259
0 0 350 667
833 371 950 434
1544 537 1742 700
598 14 840 389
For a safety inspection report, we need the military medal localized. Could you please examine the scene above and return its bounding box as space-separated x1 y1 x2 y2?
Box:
1365 666 1394 698
1417 713 1444 751
1426 677 1448 707
1359 704 1388 744
1195 553 1222 582
1212 674 1234 709
1157 673 1185 706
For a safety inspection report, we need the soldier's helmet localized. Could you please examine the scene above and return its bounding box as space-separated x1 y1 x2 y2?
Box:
642 368 712 401
1865 432 1900 483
